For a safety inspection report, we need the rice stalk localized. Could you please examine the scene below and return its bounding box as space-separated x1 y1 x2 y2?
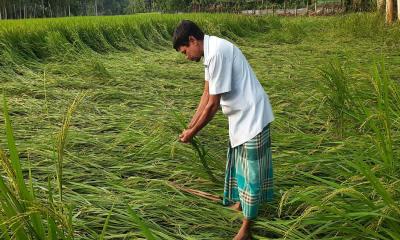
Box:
99 203 114 240
319 60 355 138
172 111 218 183
127 205 156 240
168 181 222 202
56 92 86 205
359 59 397 174
2 94 45 239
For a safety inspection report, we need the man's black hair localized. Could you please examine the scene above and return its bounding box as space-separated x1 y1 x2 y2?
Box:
173 20 204 51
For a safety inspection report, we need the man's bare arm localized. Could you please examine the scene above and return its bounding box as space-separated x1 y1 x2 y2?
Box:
179 93 220 143
188 81 209 128
189 94 220 136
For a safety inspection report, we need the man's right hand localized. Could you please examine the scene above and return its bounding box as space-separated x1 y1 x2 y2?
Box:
179 128 195 143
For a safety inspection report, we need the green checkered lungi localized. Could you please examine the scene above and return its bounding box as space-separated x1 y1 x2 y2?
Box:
222 124 273 220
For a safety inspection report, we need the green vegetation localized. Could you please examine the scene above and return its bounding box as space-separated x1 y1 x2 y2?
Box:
0 13 399 239
0 0 344 19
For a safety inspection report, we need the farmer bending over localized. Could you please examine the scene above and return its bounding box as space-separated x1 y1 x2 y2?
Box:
173 20 274 240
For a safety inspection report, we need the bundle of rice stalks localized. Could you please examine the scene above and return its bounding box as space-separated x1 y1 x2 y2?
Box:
172 111 218 183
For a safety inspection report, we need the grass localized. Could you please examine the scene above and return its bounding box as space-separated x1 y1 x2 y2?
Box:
0 95 72 239
319 60 353 138
0 13 399 239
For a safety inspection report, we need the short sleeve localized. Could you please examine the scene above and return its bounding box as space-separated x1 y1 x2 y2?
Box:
207 54 232 95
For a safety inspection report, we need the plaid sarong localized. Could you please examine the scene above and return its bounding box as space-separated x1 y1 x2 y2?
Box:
222 124 273 220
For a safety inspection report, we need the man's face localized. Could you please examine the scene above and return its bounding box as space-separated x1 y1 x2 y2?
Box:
178 36 203 62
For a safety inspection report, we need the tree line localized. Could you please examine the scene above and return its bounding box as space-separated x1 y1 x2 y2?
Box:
0 0 128 19
0 0 398 22
0 0 265 18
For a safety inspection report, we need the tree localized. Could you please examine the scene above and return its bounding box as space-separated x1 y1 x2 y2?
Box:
126 0 145 13
386 0 394 23
377 0 385 12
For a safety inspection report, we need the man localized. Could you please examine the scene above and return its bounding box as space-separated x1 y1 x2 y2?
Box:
173 20 274 240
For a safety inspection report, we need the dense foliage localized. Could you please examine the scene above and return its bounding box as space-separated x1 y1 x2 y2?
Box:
0 0 375 19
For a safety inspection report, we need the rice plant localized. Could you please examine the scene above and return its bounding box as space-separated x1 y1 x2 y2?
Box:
172 111 219 183
319 60 355 137
362 59 397 173
0 95 72 239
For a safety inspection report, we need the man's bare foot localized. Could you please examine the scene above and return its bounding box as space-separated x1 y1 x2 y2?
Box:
230 202 242 212
233 219 252 240
233 230 251 240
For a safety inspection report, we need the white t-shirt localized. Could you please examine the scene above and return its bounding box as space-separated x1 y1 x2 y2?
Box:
203 35 274 148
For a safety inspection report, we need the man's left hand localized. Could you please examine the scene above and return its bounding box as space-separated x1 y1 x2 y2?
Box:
179 129 195 143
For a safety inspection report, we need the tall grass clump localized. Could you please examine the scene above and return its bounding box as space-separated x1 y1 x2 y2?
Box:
337 13 400 48
340 13 386 39
272 57 400 239
0 95 74 239
362 60 398 172
319 60 356 137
